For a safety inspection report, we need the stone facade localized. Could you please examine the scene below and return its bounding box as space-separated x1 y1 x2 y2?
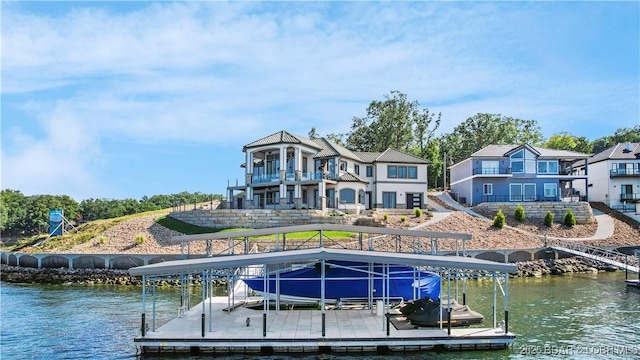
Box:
169 209 353 229
474 202 594 224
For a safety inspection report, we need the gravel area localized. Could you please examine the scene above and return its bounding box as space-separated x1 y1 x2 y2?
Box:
51 209 640 255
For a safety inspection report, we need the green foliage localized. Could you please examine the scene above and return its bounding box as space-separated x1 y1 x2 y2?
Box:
544 211 554 227
400 216 407 222
440 113 544 167
135 233 146 245
493 209 506 229
592 125 640 154
344 90 441 154
99 236 107 244
414 208 423 217
383 213 389 221
564 209 576 227
155 216 219 235
514 205 526 222
544 132 593 154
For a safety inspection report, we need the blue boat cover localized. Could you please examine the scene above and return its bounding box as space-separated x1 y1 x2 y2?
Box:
243 261 441 301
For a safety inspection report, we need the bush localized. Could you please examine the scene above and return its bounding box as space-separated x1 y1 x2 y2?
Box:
493 210 506 229
564 209 576 227
414 208 423 217
544 211 554 227
383 213 389 221
514 205 525 222
135 233 146 245
400 216 407 223
99 236 107 244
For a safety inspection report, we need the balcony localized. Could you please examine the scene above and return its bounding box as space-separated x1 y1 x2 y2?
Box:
252 173 280 184
473 167 512 175
610 169 640 177
620 193 640 202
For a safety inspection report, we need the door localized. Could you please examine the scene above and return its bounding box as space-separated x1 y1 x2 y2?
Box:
621 184 633 201
524 184 536 201
326 189 335 208
406 193 422 209
382 192 397 208
236 197 243 209
365 191 372 209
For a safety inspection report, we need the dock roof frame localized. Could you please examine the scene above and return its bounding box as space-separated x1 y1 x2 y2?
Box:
129 247 517 276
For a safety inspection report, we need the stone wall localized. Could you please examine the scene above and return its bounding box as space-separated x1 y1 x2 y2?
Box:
169 209 353 229
474 202 594 224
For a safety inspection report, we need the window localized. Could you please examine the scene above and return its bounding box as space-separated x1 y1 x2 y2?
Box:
524 184 536 201
339 189 356 204
511 161 524 173
483 183 493 195
408 166 417 179
544 183 557 198
340 160 347 171
302 156 308 173
398 166 407 178
509 184 522 202
538 161 559 174
387 165 397 178
382 192 397 208
366 166 373 177
266 191 280 205
358 190 365 204
354 164 360 175
525 150 536 173
481 161 500 174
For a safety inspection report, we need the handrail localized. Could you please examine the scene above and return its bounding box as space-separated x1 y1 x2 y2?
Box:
547 237 639 273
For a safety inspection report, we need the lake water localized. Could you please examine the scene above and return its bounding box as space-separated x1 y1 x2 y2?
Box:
1 272 639 360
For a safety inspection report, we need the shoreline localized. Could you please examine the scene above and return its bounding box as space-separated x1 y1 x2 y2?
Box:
0 256 630 286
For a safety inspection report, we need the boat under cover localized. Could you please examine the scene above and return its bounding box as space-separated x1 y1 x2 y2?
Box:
242 260 441 303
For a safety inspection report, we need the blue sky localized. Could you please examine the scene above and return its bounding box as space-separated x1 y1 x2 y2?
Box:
2 1 639 201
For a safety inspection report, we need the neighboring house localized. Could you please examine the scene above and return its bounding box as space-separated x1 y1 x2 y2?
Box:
573 143 640 212
449 144 591 206
226 130 429 213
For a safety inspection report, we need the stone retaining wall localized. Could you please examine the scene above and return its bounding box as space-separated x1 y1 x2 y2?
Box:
169 209 353 229
474 202 594 224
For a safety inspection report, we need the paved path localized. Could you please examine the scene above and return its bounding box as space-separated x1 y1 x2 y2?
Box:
425 191 616 241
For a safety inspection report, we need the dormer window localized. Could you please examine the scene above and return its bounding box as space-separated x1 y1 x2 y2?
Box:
510 149 536 173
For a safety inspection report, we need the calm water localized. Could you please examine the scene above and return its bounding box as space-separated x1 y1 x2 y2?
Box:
1 272 639 360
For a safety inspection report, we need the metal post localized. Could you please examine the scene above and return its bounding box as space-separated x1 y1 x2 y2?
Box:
447 269 452 335
504 273 509 334
141 275 146 337
263 313 267 337
321 259 326 336
386 263 390 336
493 272 497 328
152 279 156 331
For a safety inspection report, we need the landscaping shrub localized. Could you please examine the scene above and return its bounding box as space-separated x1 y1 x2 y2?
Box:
564 209 576 227
400 216 407 223
99 236 107 244
514 205 525 222
414 208 423 217
544 211 554 227
493 209 506 229
383 213 389 222
135 233 146 245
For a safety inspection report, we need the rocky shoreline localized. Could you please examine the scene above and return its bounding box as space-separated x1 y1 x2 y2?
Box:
2 256 634 286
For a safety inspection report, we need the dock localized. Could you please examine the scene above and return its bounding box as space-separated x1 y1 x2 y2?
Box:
130 225 518 355
135 296 515 354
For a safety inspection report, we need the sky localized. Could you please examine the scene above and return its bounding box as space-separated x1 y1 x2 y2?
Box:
2 1 639 201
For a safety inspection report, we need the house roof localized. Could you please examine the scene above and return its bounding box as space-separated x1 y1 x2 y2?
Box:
243 130 319 151
129 247 517 277
470 144 591 159
243 130 429 165
585 143 640 164
339 172 368 183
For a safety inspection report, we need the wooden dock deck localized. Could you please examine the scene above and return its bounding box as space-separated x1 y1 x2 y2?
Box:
135 296 515 354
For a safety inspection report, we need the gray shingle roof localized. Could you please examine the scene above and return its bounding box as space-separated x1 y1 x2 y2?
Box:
471 144 591 159
243 130 319 150
339 172 369 183
353 151 382 163
375 148 430 164
312 138 361 161
587 143 640 164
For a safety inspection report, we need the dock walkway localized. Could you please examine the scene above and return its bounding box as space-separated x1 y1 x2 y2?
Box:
136 296 515 354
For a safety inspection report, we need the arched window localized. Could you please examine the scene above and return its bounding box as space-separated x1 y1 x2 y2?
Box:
339 189 356 204
358 190 365 204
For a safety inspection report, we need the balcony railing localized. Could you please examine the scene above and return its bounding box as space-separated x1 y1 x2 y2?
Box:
252 173 280 184
610 169 640 177
480 195 586 203
473 167 512 175
620 193 640 201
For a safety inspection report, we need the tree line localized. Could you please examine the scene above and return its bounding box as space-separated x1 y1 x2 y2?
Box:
312 90 639 188
0 190 224 236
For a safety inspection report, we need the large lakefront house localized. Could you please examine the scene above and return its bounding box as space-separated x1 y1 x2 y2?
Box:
572 143 640 212
449 144 591 206
226 130 429 213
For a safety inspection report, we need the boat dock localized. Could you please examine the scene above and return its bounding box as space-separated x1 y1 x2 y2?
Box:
135 296 514 355
130 225 517 355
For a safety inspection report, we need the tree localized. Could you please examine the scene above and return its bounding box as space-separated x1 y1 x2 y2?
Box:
592 125 640 154
544 132 593 154
0 189 27 235
440 113 544 166
345 90 440 153
308 127 319 140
